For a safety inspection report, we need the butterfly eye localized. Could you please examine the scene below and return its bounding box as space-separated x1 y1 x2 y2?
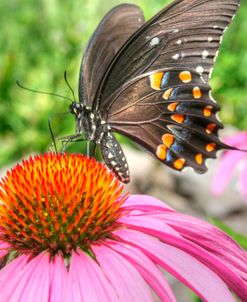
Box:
76 103 82 109
69 102 83 114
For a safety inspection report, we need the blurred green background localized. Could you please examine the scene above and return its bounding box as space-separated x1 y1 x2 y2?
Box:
0 0 247 166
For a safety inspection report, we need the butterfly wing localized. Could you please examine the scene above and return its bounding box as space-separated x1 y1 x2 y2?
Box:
95 0 240 104
79 4 145 105
94 0 240 173
105 68 225 173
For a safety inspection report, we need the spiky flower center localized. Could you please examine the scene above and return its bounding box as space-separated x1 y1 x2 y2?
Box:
0 153 127 256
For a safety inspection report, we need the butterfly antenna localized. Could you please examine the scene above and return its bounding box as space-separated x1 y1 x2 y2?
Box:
64 70 76 102
48 116 58 153
93 144 97 157
16 81 73 102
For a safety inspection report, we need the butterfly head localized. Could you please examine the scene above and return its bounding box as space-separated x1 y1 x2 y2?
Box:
69 101 84 115
69 102 97 140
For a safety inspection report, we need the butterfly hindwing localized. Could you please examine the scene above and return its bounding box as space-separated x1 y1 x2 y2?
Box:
105 68 225 172
79 4 145 105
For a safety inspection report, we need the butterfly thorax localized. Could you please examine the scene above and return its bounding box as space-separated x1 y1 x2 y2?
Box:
69 102 109 143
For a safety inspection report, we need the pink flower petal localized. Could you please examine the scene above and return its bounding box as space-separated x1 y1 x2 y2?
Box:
223 132 247 148
0 252 50 302
122 195 174 212
0 241 9 259
92 244 154 302
122 213 247 299
119 215 182 238
239 161 247 203
69 250 118 302
0 254 28 286
140 211 247 279
105 239 177 302
161 212 247 280
115 229 235 302
212 151 245 196
49 255 69 302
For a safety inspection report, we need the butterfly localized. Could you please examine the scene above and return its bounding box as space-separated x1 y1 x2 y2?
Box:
68 0 240 183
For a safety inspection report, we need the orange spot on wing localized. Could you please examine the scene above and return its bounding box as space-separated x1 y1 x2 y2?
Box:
206 123 216 134
150 72 164 90
206 143 216 152
179 71 192 83
171 114 185 124
203 105 213 117
168 102 178 112
162 134 174 147
193 87 202 99
195 153 203 165
173 158 185 170
163 88 173 100
156 145 167 160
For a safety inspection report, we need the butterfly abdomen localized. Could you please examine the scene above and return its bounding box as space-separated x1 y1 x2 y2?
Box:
100 132 130 183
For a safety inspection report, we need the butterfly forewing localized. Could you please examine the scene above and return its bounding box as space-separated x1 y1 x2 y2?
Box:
79 4 145 105
95 0 240 105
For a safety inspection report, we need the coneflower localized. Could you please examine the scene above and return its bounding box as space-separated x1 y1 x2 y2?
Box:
0 153 247 301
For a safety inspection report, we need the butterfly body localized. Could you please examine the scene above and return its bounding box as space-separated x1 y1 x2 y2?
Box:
70 102 130 182
68 0 240 183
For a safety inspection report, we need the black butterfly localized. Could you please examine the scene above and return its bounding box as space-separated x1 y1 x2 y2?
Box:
68 0 240 183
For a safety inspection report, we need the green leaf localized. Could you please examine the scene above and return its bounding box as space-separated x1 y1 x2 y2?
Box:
210 218 247 250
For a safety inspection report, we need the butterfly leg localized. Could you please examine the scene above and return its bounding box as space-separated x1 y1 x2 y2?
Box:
48 116 58 153
100 131 130 183
93 143 97 157
60 134 85 152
